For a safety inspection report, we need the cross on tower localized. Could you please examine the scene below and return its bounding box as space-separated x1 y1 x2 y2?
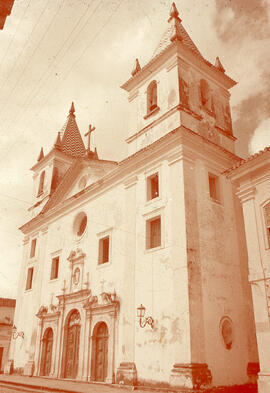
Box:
84 124 96 153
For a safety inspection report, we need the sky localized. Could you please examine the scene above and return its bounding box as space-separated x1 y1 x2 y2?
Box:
0 0 269 298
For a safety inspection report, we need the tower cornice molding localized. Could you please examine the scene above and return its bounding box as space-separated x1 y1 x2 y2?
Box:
236 186 257 204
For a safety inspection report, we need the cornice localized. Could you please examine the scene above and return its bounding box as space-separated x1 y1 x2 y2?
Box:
123 175 138 189
30 148 75 172
20 126 240 235
121 40 235 93
126 104 181 144
236 185 256 204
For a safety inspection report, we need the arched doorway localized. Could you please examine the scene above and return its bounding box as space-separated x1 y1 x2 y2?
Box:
91 322 108 382
40 328 53 376
62 310 81 379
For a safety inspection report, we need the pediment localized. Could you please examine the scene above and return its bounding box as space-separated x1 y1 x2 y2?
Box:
41 159 116 214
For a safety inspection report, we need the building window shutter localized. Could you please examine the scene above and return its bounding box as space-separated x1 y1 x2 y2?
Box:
50 257 59 280
264 203 270 246
26 267 34 290
98 236 110 264
30 238 37 258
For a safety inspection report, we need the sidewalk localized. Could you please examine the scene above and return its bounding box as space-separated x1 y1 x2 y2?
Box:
0 374 135 393
0 374 258 393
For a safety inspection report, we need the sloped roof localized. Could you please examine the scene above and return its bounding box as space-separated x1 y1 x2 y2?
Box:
225 146 270 175
151 11 202 61
60 103 86 158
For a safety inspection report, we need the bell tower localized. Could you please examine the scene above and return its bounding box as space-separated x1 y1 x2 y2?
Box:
121 2 236 157
29 103 86 218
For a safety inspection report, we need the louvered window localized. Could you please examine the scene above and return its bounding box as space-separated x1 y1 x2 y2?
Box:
264 203 270 247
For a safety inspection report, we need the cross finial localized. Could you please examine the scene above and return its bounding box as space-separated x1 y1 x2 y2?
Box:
84 124 96 153
69 102 75 116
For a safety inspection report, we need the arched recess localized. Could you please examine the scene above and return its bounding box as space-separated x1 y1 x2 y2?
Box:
91 321 109 382
147 80 158 113
62 309 81 379
37 170 45 196
40 328 53 376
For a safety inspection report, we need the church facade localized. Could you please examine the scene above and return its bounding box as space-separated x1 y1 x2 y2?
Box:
8 3 259 391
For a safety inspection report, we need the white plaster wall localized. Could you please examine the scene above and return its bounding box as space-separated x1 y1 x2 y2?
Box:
193 161 257 386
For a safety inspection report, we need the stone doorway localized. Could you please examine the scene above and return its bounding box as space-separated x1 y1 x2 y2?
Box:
91 322 108 382
40 328 53 376
62 310 81 379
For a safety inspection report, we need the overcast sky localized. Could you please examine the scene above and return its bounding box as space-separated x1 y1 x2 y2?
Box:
0 0 269 298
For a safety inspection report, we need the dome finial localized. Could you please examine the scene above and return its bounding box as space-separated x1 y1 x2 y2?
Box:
69 102 75 116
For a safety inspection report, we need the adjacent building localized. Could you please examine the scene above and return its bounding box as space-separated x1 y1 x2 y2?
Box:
227 148 270 393
7 3 259 391
0 298 15 373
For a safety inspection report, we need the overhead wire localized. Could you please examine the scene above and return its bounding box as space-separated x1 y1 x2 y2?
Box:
0 0 66 121
2 0 102 133
2 0 124 159
0 0 51 96
0 0 32 72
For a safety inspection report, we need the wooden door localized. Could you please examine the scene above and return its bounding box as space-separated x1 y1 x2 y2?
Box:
40 329 53 376
94 323 108 382
64 323 80 379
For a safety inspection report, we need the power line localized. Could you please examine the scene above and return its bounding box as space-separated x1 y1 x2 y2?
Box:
0 0 32 73
0 0 65 121
2 0 124 159
46 0 125 98
1 0 101 133
0 0 51 101
0 193 31 205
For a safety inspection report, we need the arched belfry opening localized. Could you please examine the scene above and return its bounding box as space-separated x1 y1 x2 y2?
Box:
40 328 53 376
147 80 158 113
91 321 109 382
62 309 81 379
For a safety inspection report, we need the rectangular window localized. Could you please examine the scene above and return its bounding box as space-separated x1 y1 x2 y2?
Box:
147 173 159 201
146 216 161 249
50 256 59 280
30 238 37 258
264 203 270 248
98 236 110 264
26 267 34 290
208 173 220 202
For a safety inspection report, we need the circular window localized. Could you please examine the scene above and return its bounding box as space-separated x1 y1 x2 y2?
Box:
73 212 87 237
220 316 233 350
78 176 87 190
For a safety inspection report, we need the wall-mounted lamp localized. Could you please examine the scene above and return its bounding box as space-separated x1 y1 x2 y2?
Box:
12 325 24 340
137 304 154 329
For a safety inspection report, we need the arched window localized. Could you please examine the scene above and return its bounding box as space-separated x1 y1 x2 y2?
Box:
200 79 213 113
51 167 59 193
37 171 45 196
147 81 158 113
